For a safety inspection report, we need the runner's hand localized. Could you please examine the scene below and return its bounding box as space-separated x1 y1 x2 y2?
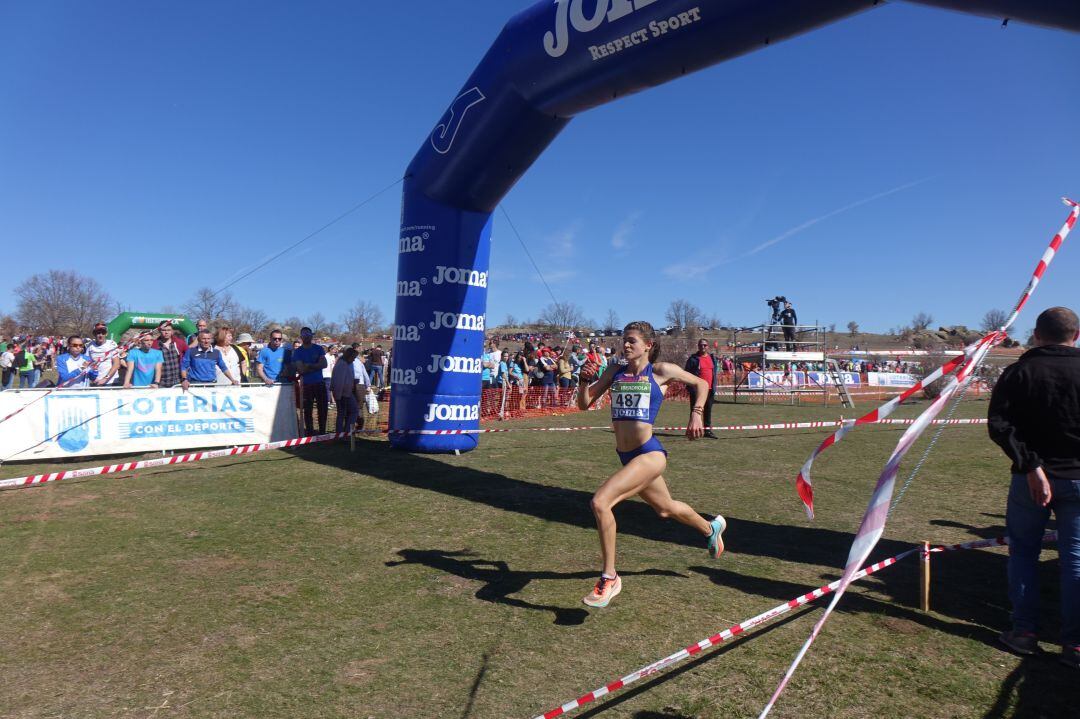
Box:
686 412 705 440
580 361 599 382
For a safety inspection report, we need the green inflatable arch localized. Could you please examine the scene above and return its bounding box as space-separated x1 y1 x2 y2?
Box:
106 312 198 342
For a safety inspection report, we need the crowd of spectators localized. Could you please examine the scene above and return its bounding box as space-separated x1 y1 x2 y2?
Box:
0 321 393 437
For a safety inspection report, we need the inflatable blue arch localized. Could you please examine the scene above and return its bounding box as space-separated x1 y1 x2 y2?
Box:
391 0 1079 453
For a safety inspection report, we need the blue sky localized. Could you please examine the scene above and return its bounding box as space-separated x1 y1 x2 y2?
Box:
2 1 1077 336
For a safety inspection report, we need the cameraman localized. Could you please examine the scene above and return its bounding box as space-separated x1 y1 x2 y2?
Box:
685 338 719 438
779 301 798 352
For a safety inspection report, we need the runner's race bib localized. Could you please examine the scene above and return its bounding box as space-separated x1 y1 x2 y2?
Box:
611 377 650 420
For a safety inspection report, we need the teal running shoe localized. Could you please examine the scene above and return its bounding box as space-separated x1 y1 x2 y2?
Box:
707 515 726 559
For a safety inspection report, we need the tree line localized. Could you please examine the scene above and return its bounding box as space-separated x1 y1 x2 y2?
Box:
3 270 1021 343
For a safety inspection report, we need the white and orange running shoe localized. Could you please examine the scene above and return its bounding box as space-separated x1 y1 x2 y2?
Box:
582 574 622 608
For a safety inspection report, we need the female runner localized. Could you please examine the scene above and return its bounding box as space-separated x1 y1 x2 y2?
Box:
576 321 726 607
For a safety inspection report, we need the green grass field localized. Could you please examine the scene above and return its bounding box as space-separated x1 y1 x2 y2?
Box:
1 398 1075 718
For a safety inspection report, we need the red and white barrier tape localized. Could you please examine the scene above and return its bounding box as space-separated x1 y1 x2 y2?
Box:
532 530 1053 719
0 418 986 490
0 431 349 490
763 198 1078 718
385 418 986 436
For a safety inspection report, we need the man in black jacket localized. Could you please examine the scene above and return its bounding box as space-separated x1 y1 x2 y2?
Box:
778 301 798 352
685 339 719 439
988 306 1080 668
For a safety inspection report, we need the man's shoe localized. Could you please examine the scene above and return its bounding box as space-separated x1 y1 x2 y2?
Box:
1060 645 1080 669
583 574 621 608
999 629 1039 656
704 432 719 439
707 515 726 559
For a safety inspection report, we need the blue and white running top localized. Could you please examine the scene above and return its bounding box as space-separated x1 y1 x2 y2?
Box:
610 363 664 425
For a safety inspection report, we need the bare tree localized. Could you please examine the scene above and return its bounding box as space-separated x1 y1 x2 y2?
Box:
502 314 518 328
980 308 1008 333
306 311 330 336
665 299 703 335
341 301 384 338
603 309 621 333
911 312 934 332
537 301 587 330
847 321 859 337
16 270 114 336
227 306 270 336
184 287 238 326
1 313 20 338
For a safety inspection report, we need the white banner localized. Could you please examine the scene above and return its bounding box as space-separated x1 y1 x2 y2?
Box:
0 384 299 462
867 372 919 387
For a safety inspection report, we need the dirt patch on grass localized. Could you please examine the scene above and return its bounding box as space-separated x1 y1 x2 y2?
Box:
876 616 923 635
174 556 248 575
234 581 298 602
339 658 387 686
54 495 98 508
10 513 53 523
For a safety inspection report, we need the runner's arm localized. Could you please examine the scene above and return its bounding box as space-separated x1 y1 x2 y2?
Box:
577 362 618 411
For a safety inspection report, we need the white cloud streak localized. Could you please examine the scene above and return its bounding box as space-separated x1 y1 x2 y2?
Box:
745 177 931 257
611 211 642 250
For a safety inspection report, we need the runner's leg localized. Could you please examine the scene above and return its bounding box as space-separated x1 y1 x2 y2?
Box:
591 452 667 577
639 475 712 536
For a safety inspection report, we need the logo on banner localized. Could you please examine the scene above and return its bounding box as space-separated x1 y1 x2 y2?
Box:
398 233 428 254
45 393 102 453
391 367 421 386
428 354 483 374
544 0 660 57
396 279 426 297
430 311 485 332
432 266 487 288
394 324 423 342
423 402 480 423
430 87 486 154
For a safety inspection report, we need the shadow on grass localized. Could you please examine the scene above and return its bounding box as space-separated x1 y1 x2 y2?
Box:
386 549 685 626
295 442 1042 646
572 608 814 718
982 653 1079 718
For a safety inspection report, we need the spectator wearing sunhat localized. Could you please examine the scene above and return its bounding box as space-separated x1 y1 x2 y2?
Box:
235 332 255 383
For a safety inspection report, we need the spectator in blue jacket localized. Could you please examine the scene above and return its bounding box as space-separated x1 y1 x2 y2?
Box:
180 330 237 390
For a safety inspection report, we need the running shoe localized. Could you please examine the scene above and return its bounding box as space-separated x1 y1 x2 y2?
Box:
583 574 621 608
1060 645 1080 670
707 514 727 559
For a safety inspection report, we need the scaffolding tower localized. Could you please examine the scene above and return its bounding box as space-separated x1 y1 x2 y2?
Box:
731 323 853 407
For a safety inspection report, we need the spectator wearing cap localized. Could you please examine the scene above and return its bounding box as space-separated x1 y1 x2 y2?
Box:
123 334 163 388
87 322 121 386
235 332 255 383
256 330 291 385
181 330 238 389
152 323 188 388
291 327 328 436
